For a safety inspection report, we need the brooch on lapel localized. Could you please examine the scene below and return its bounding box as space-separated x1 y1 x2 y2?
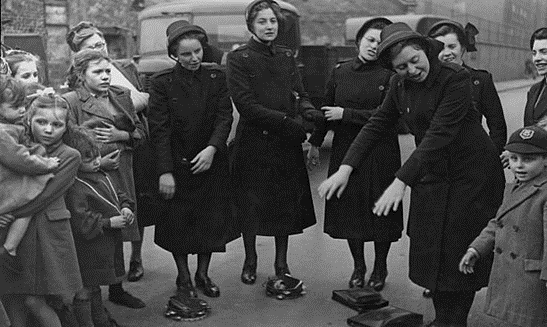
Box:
285 51 291 57
473 80 480 85
242 52 249 58
210 73 217 79
378 85 385 91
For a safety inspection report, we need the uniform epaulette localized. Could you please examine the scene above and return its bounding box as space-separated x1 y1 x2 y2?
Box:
275 44 294 57
231 44 248 52
151 67 174 79
335 58 352 69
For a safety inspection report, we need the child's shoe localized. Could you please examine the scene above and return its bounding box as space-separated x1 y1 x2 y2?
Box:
0 246 22 274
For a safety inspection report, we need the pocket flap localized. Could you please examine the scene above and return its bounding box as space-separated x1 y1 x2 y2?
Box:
524 259 543 271
46 208 71 221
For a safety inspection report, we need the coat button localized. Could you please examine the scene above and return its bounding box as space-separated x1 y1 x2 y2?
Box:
510 252 518 259
262 130 269 135
495 247 502 254
512 225 519 232
473 80 480 85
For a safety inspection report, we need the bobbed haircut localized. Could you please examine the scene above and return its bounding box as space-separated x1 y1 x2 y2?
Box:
64 126 100 161
0 75 26 108
530 27 547 50
67 49 111 89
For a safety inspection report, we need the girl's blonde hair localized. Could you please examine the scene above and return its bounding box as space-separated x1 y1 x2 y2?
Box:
0 75 26 108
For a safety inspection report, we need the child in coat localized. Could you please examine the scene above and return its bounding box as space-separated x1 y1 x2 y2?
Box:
65 127 134 327
459 125 547 327
0 76 59 274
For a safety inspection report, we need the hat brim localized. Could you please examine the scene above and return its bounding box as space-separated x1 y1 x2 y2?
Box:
377 33 439 70
355 17 393 45
504 143 547 154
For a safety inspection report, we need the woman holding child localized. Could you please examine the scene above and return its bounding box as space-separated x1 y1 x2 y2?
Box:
318 23 505 326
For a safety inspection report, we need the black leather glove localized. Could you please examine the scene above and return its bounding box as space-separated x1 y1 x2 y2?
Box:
282 116 306 143
302 109 325 124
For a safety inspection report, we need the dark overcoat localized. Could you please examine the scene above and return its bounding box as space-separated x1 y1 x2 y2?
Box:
470 172 547 327
308 58 402 241
464 63 507 154
1 142 83 303
148 63 234 254
63 86 146 242
342 61 505 292
524 77 547 126
226 38 316 236
66 171 134 287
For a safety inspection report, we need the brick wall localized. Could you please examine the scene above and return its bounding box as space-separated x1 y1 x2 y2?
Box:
1 0 47 35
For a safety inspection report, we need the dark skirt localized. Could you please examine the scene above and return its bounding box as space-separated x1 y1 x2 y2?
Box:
154 153 234 254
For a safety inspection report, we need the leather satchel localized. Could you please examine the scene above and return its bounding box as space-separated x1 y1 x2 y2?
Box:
332 287 389 312
346 306 423 327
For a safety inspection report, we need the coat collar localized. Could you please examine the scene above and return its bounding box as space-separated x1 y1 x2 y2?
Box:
248 37 276 56
497 170 547 220
74 86 132 122
424 59 442 89
352 57 380 71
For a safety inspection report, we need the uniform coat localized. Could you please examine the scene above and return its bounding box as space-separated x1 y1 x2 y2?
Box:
342 60 505 292
524 77 547 126
1 142 82 303
308 58 402 241
66 170 134 287
226 38 316 236
464 64 507 154
148 63 234 254
63 85 146 241
470 172 547 327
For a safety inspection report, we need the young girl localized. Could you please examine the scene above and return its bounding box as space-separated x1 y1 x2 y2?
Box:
1 91 83 327
0 76 59 275
4 50 41 86
65 127 134 327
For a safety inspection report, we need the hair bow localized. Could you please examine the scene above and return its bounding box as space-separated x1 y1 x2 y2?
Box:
26 87 56 99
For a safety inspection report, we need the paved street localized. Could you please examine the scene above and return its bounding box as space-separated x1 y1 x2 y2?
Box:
99 79 535 327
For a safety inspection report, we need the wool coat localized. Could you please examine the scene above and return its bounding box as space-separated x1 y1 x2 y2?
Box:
1 142 82 303
148 63 234 254
63 85 146 241
0 122 53 214
342 60 505 292
524 77 547 126
66 170 134 287
308 58 402 241
464 63 507 155
470 172 547 327
226 38 316 236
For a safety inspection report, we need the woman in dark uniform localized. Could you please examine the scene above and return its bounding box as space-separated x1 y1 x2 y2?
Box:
226 0 318 285
306 18 401 291
319 23 505 327
428 20 507 155
148 24 233 300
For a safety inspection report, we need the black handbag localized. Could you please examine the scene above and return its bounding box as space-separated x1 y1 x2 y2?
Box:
332 287 389 312
346 306 423 327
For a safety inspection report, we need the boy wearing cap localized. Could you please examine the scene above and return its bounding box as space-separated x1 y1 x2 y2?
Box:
459 125 547 326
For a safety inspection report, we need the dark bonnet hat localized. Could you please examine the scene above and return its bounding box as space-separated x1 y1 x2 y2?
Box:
354 17 393 46
377 22 443 70
530 27 547 50
244 0 281 32
427 20 479 52
166 20 207 57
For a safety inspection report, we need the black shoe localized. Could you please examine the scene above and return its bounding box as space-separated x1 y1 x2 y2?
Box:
127 260 144 282
241 262 257 285
423 288 434 298
367 268 387 291
348 267 366 289
108 290 146 309
274 265 291 277
195 275 220 298
0 247 22 274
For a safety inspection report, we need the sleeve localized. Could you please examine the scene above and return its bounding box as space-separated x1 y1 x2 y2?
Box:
290 56 317 116
148 75 174 176
480 73 507 155
469 217 498 259
117 189 135 211
11 146 81 218
208 72 234 151
66 185 110 241
0 128 53 175
226 51 286 130
308 67 336 147
341 75 401 168
126 95 147 149
395 69 471 186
